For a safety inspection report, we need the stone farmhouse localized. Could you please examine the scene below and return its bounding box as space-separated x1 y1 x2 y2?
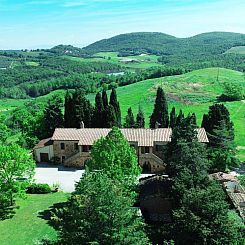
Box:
34 128 209 173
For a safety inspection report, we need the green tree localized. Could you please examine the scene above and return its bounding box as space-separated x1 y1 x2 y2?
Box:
0 144 35 210
201 103 238 171
93 92 104 127
165 116 243 244
104 105 117 128
135 106 145 128
102 88 109 109
172 180 243 245
50 172 149 245
89 127 141 185
73 90 94 128
64 90 76 128
219 82 244 101
169 107 177 128
109 88 121 127
150 87 169 128
43 95 64 137
124 107 135 128
175 109 184 127
0 115 10 143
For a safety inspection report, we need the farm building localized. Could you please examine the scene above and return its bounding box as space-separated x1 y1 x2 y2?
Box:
33 127 208 173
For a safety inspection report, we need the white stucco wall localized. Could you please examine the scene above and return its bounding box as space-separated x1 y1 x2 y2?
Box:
35 145 54 162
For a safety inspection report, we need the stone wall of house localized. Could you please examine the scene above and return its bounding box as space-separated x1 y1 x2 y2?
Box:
139 152 165 173
53 140 79 163
64 152 91 168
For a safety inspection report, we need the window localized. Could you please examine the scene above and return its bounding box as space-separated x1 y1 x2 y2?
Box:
74 143 79 150
60 143 65 150
82 145 92 152
142 146 150 154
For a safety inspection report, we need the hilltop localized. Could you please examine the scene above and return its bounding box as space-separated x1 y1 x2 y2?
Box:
83 32 245 70
84 31 245 55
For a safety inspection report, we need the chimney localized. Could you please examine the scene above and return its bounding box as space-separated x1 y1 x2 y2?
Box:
80 121 85 129
155 121 160 129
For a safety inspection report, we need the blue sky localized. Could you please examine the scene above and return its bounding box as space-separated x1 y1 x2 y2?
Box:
0 0 244 49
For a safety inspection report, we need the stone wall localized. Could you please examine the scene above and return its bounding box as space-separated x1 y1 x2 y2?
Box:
64 152 91 168
53 140 79 163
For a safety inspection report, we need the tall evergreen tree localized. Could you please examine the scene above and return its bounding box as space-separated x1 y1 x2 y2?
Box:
93 92 104 127
169 107 177 128
201 113 209 130
136 106 145 128
43 95 64 137
104 105 117 128
109 88 121 127
102 88 109 109
49 172 149 244
201 103 238 171
175 109 184 127
165 115 243 244
150 87 169 128
64 90 76 128
73 90 93 128
124 107 135 128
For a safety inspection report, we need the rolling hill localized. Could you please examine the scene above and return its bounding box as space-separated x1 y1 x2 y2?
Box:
83 32 245 71
84 31 245 55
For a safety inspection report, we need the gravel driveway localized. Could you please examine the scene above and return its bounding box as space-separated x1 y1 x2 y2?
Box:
34 164 157 192
34 164 85 192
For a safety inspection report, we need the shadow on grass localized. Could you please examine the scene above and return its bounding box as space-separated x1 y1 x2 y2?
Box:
0 205 18 221
38 201 68 230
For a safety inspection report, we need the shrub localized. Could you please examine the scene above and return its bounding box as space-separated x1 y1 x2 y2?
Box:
26 183 51 194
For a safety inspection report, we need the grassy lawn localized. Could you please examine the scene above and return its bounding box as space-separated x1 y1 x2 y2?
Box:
0 192 68 245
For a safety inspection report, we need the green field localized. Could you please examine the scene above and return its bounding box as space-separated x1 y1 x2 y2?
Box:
67 51 162 70
225 46 245 55
0 193 68 245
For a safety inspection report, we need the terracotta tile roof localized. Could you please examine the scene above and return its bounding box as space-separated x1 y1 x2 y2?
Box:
51 128 208 146
33 138 52 149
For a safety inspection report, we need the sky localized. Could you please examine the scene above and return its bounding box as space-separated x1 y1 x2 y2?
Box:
0 0 244 49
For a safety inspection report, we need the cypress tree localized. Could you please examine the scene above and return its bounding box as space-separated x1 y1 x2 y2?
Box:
109 88 121 127
102 89 108 109
176 109 184 127
64 90 76 128
136 106 145 128
93 92 104 127
74 90 93 128
170 107 177 128
165 115 242 244
150 87 169 128
43 95 64 137
201 114 209 130
124 107 135 128
202 104 237 171
104 105 117 128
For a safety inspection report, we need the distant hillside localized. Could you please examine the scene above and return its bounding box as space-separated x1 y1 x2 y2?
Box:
84 32 245 55
84 32 245 71
84 32 178 55
48 45 89 57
